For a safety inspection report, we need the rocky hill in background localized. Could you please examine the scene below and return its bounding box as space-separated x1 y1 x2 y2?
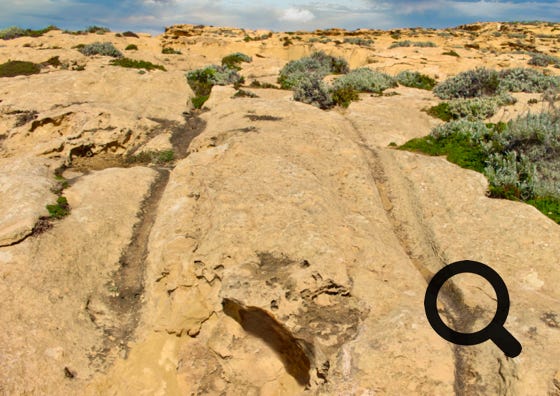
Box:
1 21 559 395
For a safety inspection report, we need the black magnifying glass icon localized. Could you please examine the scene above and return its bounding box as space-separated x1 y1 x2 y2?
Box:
424 260 522 358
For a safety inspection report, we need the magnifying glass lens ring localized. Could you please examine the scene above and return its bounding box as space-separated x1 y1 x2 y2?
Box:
424 260 511 344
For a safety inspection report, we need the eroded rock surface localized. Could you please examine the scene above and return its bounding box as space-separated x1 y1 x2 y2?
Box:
1 21 559 395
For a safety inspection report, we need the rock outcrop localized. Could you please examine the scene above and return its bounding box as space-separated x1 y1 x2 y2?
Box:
1 21 559 395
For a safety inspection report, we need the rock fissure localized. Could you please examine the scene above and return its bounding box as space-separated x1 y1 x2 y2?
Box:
345 118 507 395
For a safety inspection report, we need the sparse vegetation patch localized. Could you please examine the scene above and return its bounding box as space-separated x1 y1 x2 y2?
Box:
332 68 397 94
396 71 437 90
46 196 70 219
110 58 166 71
0 25 58 40
0 60 41 77
222 52 252 70
278 51 349 89
78 42 123 57
186 65 244 108
401 103 560 223
162 47 182 54
389 40 437 49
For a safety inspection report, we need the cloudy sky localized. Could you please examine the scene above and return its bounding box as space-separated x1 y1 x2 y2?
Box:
0 0 559 34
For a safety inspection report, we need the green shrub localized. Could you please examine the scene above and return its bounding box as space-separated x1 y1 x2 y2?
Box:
192 95 210 109
249 80 279 89
401 108 560 221
442 50 460 57
427 102 453 121
125 44 138 50
186 65 244 107
122 31 139 38
43 56 62 67
232 89 258 98
293 76 334 109
399 132 488 173
528 52 560 67
433 67 500 99
310 50 349 74
47 196 70 219
278 51 349 89
86 26 110 34
389 40 437 49
428 94 516 121
0 25 60 40
332 68 397 94
110 58 166 71
396 70 437 90
343 37 373 46
0 25 58 40
0 26 26 39
498 68 560 93
162 47 181 54
78 42 122 57
221 52 252 70
331 85 359 108
0 60 41 77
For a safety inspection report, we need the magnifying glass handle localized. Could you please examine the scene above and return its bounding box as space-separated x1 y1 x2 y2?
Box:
491 327 522 358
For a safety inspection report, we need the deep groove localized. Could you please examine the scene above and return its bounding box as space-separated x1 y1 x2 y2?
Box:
343 118 495 395
90 112 206 364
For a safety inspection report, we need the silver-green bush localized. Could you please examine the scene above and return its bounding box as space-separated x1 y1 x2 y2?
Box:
0 26 26 40
332 68 397 93
278 51 349 89
430 119 493 141
498 68 560 93
445 93 516 120
528 52 560 67
293 76 334 109
78 42 122 57
389 40 437 48
433 67 500 99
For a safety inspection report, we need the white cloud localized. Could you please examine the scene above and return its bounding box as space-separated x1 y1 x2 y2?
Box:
279 7 315 23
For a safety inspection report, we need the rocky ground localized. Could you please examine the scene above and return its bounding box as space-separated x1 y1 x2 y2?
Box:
0 22 559 395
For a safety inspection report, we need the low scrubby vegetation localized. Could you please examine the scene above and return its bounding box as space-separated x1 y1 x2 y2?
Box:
78 42 123 57
232 89 258 98
343 37 373 46
396 71 437 90
528 52 560 67
221 52 252 70
389 40 437 49
278 51 349 89
279 53 442 109
332 68 397 94
427 93 517 121
0 60 41 77
0 25 58 40
249 80 279 89
125 44 138 51
401 87 560 223
122 31 139 38
293 78 333 109
186 65 244 108
110 58 166 71
433 67 560 99
162 47 182 54
46 196 70 219
86 26 110 34
442 50 460 57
